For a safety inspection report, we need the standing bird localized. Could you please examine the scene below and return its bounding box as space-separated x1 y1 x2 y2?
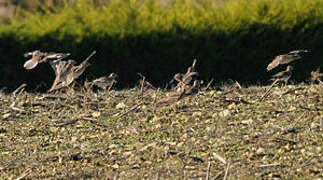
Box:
91 73 118 90
270 65 294 84
266 49 308 71
23 50 70 70
310 68 323 84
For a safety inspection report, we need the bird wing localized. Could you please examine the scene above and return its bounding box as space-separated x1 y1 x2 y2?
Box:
191 59 197 70
288 49 308 54
183 72 198 85
69 51 94 81
271 70 292 80
48 62 65 92
92 76 107 83
43 53 70 63
72 61 90 81
279 54 300 64
23 59 38 70
49 59 66 75
271 71 285 78
266 56 282 71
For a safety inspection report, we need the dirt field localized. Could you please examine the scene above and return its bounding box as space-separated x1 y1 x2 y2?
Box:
0 83 322 179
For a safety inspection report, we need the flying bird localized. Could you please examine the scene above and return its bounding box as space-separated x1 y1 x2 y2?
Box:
270 65 293 84
266 49 308 71
23 50 70 70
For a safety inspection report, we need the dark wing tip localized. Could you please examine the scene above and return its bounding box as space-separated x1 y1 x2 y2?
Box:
289 49 309 54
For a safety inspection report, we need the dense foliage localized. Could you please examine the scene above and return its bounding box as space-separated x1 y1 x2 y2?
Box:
0 0 322 90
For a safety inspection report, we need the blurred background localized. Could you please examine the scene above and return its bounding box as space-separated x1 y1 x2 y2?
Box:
0 0 322 91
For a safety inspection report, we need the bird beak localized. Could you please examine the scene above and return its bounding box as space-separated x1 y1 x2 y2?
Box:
24 52 33 57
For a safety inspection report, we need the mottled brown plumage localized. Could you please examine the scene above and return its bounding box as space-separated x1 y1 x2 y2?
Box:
266 49 308 71
310 68 323 84
270 65 293 84
158 80 199 103
182 67 199 85
23 50 70 70
48 60 76 92
48 51 96 92
169 59 199 88
91 73 118 90
171 66 199 90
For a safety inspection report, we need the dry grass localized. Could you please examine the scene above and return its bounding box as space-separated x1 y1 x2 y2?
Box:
0 83 322 179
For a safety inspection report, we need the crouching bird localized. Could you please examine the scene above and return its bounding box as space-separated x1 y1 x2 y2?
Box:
91 73 118 90
270 65 293 84
310 68 323 84
158 80 200 104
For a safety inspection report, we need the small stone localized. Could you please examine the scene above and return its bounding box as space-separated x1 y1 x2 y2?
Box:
256 147 265 154
228 103 236 109
109 144 119 149
112 164 119 169
18 101 25 107
92 111 101 118
241 119 253 125
219 110 232 117
2 113 12 119
192 112 202 117
177 142 184 147
310 122 318 129
116 102 127 109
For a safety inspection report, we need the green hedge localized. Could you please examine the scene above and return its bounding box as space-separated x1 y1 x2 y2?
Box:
0 0 322 91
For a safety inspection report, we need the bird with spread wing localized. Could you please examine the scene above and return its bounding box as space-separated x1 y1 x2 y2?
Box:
266 49 308 71
48 51 96 92
23 50 70 70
